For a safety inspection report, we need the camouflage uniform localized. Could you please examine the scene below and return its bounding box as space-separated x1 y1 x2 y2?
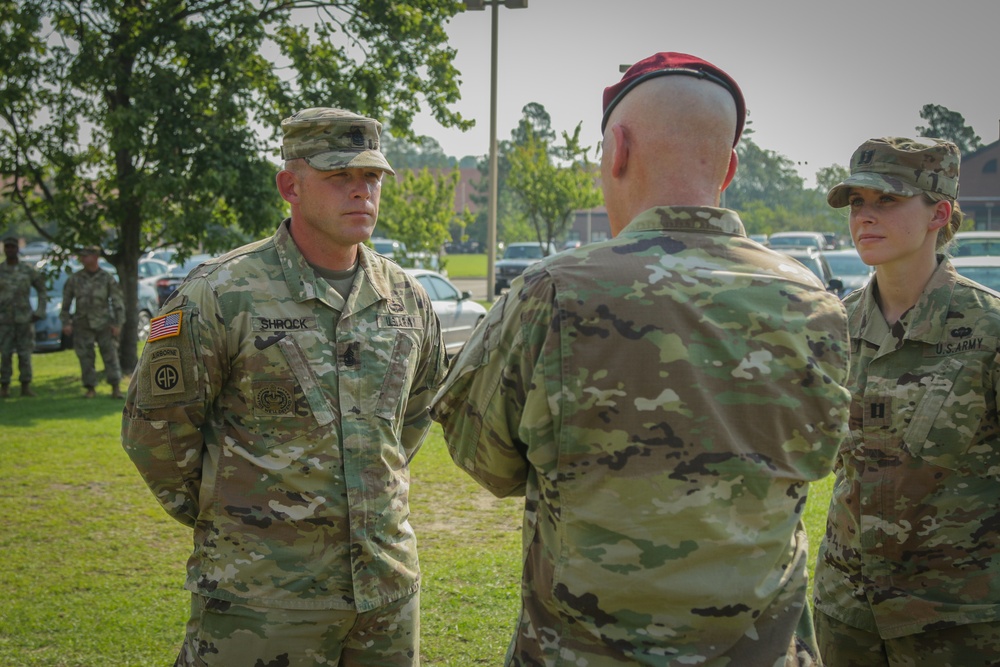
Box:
61 266 125 388
813 259 1000 661
432 206 852 666
0 258 47 388
122 220 446 663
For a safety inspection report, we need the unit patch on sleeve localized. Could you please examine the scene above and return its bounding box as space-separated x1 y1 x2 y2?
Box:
149 311 183 342
149 346 186 396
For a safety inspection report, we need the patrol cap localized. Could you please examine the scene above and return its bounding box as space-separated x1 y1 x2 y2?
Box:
602 51 746 146
280 108 395 175
78 245 101 255
2 236 18 246
827 137 960 208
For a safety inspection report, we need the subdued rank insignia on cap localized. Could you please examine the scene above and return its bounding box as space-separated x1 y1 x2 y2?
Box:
858 150 876 166
350 127 365 148
149 311 182 342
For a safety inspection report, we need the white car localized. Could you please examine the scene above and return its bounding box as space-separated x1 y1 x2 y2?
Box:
823 248 873 297
951 231 1000 258
768 231 828 252
950 255 1000 292
405 268 487 357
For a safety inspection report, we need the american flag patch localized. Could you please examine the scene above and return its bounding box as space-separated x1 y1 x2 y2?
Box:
149 311 182 342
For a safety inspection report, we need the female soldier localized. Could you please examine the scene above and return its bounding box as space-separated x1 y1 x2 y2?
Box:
813 137 1000 665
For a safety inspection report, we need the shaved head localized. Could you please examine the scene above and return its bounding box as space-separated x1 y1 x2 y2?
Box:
601 75 739 233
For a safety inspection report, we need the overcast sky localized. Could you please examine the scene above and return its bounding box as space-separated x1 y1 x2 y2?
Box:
409 0 1000 187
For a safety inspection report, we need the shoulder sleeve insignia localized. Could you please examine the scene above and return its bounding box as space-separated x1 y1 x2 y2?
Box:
148 310 183 342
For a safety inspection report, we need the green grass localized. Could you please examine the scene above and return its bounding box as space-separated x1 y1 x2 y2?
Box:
440 253 486 278
0 348 834 666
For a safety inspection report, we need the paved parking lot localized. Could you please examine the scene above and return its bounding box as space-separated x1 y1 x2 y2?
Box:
451 278 489 302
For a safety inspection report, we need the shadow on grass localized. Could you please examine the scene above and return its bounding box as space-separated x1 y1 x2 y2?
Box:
2 372 128 426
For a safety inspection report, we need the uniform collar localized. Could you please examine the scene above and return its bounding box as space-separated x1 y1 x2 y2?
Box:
621 206 747 237
274 219 393 314
851 256 959 346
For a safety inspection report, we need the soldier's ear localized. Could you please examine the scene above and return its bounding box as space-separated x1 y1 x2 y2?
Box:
609 123 629 178
276 169 300 205
722 149 738 192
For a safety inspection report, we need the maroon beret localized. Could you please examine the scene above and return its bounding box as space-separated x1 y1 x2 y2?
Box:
602 52 746 146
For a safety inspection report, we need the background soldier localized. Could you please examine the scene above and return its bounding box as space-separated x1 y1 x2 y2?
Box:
60 246 125 398
432 52 851 666
0 236 47 398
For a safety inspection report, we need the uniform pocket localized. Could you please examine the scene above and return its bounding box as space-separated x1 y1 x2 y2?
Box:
902 356 993 475
241 333 329 447
376 331 416 422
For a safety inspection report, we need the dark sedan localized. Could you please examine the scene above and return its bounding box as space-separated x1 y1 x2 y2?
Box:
153 254 215 306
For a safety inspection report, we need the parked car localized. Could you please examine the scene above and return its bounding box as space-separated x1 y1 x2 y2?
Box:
405 268 487 357
950 255 1000 292
773 248 844 296
153 253 215 306
494 241 557 295
950 231 1000 257
31 260 160 351
138 257 173 282
19 241 58 264
823 247 873 297
371 237 441 271
143 246 181 265
371 237 406 258
768 231 828 252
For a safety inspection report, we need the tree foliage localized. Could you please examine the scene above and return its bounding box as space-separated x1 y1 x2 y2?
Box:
467 102 599 248
381 132 454 170
377 167 471 260
0 0 471 369
916 104 982 153
506 121 601 251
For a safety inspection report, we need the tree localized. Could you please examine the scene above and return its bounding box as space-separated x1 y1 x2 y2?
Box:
381 132 454 170
0 0 471 371
916 104 982 153
377 167 472 261
726 130 806 212
815 164 849 194
506 120 602 252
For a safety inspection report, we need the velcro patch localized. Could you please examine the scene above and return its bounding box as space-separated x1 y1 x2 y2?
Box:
253 317 317 332
149 347 186 396
149 311 182 342
378 314 423 329
252 381 296 416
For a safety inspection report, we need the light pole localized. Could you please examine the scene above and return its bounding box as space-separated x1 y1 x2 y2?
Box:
464 0 528 301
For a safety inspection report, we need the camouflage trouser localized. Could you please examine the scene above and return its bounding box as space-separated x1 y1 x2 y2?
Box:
505 584 820 667
815 610 1000 667
0 322 34 385
175 591 420 667
73 324 121 387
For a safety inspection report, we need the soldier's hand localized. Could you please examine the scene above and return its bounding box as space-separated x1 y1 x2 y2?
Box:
62 324 73 335
110 325 121 338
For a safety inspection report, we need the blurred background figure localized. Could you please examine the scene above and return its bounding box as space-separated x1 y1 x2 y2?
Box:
0 236 48 398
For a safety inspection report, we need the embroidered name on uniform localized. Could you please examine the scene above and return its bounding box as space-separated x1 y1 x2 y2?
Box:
253 317 317 331
378 314 422 329
149 311 182 342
